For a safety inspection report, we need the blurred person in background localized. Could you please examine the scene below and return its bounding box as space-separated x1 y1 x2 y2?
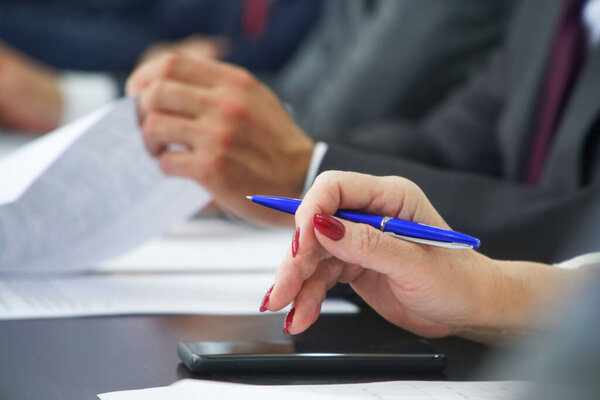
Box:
126 0 600 264
272 0 512 141
0 0 512 136
143 0 513 141
0 0 320 133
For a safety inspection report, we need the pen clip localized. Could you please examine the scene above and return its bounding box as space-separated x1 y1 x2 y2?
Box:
384 232 473 250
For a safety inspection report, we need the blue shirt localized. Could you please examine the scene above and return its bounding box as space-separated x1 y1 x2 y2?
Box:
0 0 321 73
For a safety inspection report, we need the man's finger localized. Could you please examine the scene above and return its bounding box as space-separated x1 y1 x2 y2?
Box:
142 112 197 155
139 80 210 118
127 53 232 95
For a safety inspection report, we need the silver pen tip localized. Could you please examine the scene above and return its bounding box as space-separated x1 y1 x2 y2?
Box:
246 196 253 200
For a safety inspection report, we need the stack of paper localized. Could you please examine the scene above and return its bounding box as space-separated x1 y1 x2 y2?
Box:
0 271 357 319
0 98 358 320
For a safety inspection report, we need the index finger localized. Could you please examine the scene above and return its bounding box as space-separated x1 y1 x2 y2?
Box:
267 229 330 311
299 171 446 228
126 53 229 95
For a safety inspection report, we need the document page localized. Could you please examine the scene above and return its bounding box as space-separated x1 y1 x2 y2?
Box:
0 272 358 319
97 218 292 272
0 132 35 159
98 379 531 400
99 380 335 400
0 98 210 272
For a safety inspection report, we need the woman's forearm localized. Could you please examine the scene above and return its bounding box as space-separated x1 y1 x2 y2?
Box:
454 258 579 345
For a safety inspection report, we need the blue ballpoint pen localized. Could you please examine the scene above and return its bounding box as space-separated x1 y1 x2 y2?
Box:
246 195 480 250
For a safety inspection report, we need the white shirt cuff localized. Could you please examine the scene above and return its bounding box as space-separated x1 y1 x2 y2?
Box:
59 72 119 125
302 141 328 195
554 252 600 269
583 0 600 45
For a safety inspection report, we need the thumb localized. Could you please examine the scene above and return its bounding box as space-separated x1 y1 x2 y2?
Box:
312 213 426 278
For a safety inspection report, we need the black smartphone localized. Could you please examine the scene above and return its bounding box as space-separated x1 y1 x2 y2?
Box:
178 340 446 374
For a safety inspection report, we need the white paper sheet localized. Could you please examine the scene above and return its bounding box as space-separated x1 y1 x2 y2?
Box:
99 380 335 400
0 107 107 204
98 379 531 400
96 218 292 272
0 132 36 159
0 272 358 319
0 98 210 272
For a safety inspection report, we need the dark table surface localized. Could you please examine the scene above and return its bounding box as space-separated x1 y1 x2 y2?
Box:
0 306 499 400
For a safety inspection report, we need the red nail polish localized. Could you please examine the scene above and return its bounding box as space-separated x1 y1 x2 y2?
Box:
259 284 274 313
313 214 345 241
283 307 296 334
292 227 300 258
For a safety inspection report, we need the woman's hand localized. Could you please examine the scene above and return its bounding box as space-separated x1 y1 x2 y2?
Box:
261 171 571 344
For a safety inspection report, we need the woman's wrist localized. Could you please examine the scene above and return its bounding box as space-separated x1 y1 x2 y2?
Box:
454 257 574 344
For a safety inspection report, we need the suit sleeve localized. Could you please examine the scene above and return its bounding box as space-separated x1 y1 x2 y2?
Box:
277 0 510 141
319 144 600 263
316 40 598 263
341 43 508 176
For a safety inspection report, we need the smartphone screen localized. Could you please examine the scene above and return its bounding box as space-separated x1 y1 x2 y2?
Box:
178 340 446 375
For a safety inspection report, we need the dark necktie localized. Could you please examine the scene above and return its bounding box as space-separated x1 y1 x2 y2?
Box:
242 0 271 41
524 0 588 186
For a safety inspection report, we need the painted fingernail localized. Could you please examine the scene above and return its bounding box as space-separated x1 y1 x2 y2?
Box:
259 284 274 313
292 227 300 258
313 214 345 241
283 307 296 334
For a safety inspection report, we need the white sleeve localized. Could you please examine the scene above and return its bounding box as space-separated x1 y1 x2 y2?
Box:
59 71 119 125
554 252 600 269
302 141 328 195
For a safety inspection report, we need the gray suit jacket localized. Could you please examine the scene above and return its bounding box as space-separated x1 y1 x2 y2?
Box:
274 0 512 141
319 0 600 263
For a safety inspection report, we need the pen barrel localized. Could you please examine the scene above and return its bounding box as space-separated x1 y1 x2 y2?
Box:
249 197 480 249
335 210 479 249
334 210 383 228
385 219 480 248
251 196 301 215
